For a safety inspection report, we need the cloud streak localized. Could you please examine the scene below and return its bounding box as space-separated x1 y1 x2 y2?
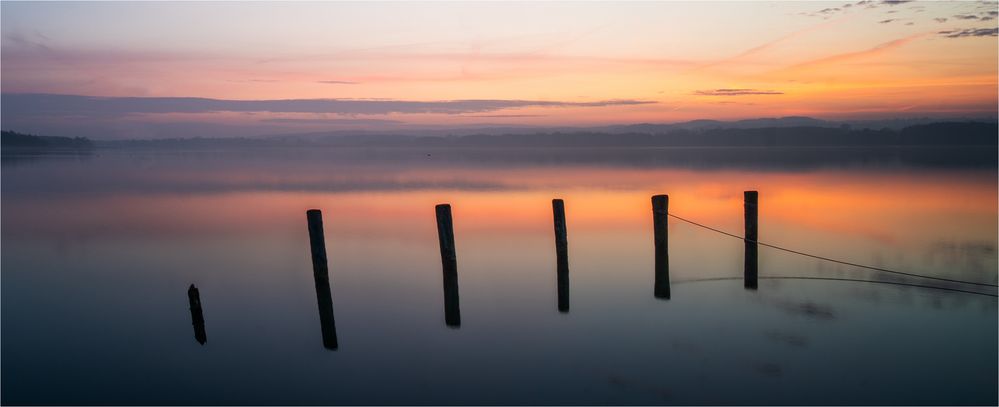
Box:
258 118 402 125
694 17 847 72
806 0 913 17
938 28 999 38
460 114 545 118
785 33 928 70
694 89 784 96
0 93 656 118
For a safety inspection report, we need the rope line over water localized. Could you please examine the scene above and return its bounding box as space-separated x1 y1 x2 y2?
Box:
672 275 998 298
667 213 999 289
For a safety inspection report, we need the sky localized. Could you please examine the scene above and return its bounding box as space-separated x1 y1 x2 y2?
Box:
1 1 997 139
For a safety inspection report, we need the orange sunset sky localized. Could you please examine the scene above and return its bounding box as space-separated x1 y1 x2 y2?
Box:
1 1 997 138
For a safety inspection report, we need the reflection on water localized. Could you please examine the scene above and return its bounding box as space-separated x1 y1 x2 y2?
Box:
553 199 570 312
1 147 996 405
744 191 759 290
306 210 339 350
436 204 462 327
651 195 672 299
187 284 207 345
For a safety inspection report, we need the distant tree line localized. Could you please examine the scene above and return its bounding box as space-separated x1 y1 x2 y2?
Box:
418 122 997 148
298 122 997 148
29 121 999 149
1 130 93 149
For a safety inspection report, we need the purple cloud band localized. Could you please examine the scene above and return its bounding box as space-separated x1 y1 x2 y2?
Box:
694 89 784 96
1 93 655 118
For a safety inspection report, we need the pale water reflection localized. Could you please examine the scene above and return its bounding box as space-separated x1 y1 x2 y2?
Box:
2 147 996 405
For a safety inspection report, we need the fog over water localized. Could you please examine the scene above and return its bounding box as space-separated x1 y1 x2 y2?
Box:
2 145 996 405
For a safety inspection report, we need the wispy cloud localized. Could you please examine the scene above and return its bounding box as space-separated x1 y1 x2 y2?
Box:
460 114 545 118
1 33 697 91
965 10 999 21
785 33 928 69
808 0 913 16
696 17 846 71
694 89 784 96
0 93 656 118
259 118 402 125
228 79 279 83
938 28 999 38
2 31 53 52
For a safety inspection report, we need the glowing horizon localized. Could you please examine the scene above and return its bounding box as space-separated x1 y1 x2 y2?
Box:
2 1 997 137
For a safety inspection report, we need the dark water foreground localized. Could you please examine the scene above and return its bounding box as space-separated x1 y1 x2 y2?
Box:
2 146 996 405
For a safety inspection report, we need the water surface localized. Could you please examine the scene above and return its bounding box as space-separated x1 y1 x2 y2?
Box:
2 146 996 405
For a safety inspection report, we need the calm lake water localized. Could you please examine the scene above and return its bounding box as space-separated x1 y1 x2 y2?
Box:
2 146 997 405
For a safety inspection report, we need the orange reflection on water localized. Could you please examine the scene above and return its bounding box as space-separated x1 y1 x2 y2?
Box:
5 166 995 256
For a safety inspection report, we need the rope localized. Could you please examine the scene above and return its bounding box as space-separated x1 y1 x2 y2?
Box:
667 213 999 288
671 275 998 297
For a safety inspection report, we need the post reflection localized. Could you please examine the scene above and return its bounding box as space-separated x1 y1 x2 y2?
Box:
436 204 461 327
652 195 671 299
553 199 570 312
187 284 207 345
307 209 339 349
744 191 759 290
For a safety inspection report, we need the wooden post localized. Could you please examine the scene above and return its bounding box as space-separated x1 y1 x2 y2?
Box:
744 191 759 290
187 284 207 345
552 199 569 313
436 204 461 327
307 209 339 349
652 195 670 299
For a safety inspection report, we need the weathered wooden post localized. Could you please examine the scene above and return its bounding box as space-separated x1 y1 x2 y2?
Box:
652 195 671 299
187 284 207 345
744 191 759 290
436 204 461 327
307 209 339 349
552 199 569 313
